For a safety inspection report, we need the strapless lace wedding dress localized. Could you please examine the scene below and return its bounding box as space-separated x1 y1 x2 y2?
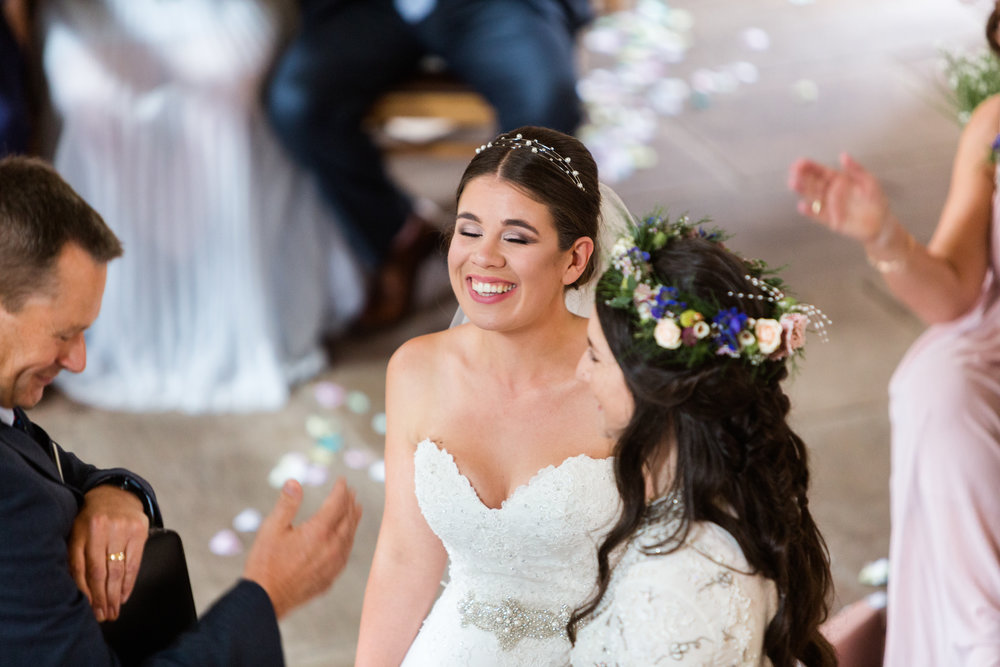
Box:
401 439 619 666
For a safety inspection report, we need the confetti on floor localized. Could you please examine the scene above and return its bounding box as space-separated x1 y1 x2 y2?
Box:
346 390 371 415
268 451 309 489
368 459 386 483
233 508 262 533
314 381 346 409
858 557 889 587
371 412 387 435
577 0 767 182
344 447 376 470
209 529 242 556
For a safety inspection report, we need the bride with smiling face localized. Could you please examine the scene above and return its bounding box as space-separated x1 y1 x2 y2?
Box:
355 126 621 666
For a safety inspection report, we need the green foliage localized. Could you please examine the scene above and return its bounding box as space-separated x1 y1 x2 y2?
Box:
942 48 1000 125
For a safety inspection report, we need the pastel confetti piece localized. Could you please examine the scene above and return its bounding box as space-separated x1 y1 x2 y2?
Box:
305 414 336 439
309 446 336 465
742 27 771 52
344 447 375 470
371 412 387 435
268 452 309 489
731 61 760 84
304 463 329 487
346 390 371 414
858 557 889 587
792 78 820 102
232 508 262 533
314 381 347 409
368 459 386 483
209 529 242 556
318 433 345 452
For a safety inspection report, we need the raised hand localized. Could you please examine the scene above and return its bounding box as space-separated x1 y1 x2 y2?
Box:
68 485 150 622
244 478 362 619
788 153 892 245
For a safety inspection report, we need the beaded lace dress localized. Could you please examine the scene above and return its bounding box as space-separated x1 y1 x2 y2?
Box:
401 439 619 666
570 496 778 665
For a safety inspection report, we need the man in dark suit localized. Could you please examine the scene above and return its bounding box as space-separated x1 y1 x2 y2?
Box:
0 155 362 665
265 0 594 329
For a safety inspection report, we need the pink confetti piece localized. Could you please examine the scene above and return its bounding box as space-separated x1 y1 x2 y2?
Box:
314 381 346 409
209 529 242 556
344 448 375 470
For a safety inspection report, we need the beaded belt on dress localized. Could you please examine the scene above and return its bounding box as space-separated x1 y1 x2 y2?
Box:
457 591 571 650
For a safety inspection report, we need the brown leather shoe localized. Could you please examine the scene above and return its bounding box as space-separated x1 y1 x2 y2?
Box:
354 215 443 331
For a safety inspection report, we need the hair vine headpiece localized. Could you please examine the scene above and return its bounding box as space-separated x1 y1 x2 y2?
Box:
476 132 586 191
601 213 830 369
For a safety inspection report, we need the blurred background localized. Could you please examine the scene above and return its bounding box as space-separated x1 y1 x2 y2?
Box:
7 0 992 663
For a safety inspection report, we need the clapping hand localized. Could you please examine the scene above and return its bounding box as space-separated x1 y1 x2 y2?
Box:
788 153 892 245
244 478 362 619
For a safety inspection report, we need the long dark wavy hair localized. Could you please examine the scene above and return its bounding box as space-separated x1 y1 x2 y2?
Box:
568 236 837 667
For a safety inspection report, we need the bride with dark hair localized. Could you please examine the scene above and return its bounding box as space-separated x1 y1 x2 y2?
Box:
570 216 837 666
357 126 628 665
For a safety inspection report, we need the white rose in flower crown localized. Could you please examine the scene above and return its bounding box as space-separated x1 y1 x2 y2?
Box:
692 321 711 339
754 318 783 354
654 318 682 349
780 312 809 354
737 330 756 349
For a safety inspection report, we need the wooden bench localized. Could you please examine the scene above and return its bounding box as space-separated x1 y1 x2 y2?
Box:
366 0 631 157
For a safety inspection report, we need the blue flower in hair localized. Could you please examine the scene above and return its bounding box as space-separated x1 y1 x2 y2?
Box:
650 286 686 320
712 307 748 352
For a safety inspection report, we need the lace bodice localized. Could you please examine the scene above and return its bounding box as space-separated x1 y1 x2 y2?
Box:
571 503 778 666
404 439 619 665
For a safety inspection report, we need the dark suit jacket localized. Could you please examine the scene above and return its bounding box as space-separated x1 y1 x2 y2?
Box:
0 410 284 666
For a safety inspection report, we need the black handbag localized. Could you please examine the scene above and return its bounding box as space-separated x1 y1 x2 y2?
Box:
100 528 198 665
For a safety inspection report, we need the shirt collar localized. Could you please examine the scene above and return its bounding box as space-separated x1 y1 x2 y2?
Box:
0 407 14 426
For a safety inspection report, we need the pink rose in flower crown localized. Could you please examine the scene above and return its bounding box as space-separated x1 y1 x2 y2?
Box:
780 313 809 355
654 318 682 349
633 283 656 321
754 318 783 355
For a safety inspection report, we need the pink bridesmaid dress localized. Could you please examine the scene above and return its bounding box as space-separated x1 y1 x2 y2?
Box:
885 143 1000 665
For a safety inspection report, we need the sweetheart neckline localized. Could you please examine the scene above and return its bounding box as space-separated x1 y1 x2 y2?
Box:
416 438 613 512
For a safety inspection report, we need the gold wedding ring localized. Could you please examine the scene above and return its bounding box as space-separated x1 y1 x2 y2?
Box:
811 199 822 215
108 551 126 562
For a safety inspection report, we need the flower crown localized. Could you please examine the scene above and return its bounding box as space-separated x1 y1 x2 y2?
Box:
476 132 585 191
601 214 829 369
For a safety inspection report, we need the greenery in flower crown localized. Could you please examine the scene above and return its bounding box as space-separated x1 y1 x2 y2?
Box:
941 47 1000 126
598 213 829 370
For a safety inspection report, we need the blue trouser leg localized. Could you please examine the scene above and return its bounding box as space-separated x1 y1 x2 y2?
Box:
265 0 582 266
265 0 422 266
0 14 29 156
414 0 582 135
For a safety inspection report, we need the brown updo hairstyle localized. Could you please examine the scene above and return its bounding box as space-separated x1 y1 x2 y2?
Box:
568 236 836 667
455 126 601 288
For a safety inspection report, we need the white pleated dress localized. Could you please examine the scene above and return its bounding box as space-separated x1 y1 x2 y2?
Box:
39 0 364 413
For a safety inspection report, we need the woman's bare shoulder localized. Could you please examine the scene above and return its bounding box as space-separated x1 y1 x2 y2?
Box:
964 93 1000 141
387 327 465 385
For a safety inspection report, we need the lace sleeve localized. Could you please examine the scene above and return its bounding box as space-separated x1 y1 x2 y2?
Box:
571 525 777 665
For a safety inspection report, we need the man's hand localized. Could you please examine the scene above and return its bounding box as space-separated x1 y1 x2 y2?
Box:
244 478 361 619
69 485 150 622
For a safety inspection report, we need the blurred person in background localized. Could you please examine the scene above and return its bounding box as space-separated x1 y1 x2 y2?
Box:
37 0 365 413
788 7 1000 660
266 0 594 330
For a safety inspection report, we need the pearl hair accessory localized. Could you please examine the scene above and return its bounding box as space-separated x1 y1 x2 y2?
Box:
476 133 586 191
